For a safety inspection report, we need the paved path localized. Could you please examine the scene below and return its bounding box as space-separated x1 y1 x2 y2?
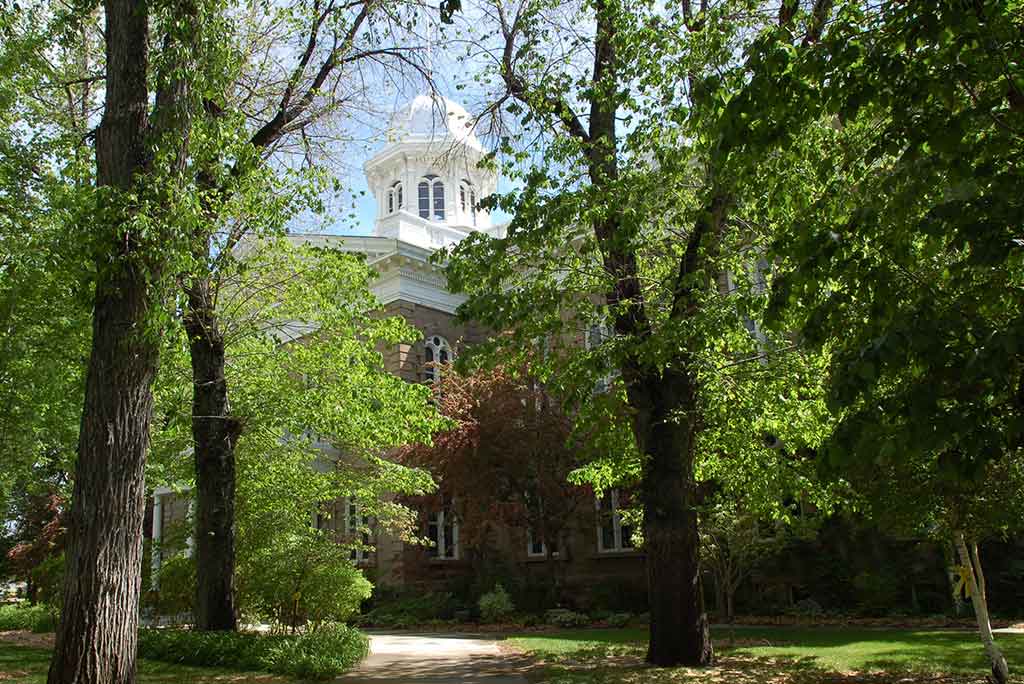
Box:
336 633 533 684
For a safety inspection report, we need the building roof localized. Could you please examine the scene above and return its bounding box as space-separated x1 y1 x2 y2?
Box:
387 94 483 152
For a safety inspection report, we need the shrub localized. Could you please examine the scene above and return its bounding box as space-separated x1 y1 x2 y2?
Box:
263 623 369 679
787 598 824 618
360 590 457 627
144 554 195 622
545 608 589 628
0 602 58 632
607 612 632 628
31 554 65 611
239 535 372 631
137 624 368 680
478 584 515 623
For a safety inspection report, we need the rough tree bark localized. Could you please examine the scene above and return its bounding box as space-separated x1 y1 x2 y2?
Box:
48 1 153 680
47 0 194 678
185 277 242 631
632 367 714 665
954 531 1009 684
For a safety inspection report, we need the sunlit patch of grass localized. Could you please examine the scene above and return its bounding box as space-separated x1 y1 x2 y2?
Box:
508 627 1024 683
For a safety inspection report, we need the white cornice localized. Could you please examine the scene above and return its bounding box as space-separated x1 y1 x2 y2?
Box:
284 234 463 314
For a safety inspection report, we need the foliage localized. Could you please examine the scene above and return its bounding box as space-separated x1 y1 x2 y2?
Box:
238 533 371 632
606 613 632 628
137 624 368 679
700 497 812 620
397 365 588 561
359 590 460 627
478 584 516 623
0 602 57 632
145 554 196 621
261 623 369 680
727 0 1024 541
545 609 589 628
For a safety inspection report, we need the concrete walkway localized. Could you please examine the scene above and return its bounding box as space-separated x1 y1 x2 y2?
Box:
336 633 533 684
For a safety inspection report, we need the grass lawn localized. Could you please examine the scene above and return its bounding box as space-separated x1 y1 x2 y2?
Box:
0 641 288 683
507 627 1024 683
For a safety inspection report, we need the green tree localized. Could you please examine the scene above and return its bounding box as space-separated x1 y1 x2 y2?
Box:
445 0 832 665
175 0 432 630
149 236 440 625
720 1 1024 680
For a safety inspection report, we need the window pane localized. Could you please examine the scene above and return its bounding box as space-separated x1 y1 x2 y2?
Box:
387 190 393 214
433 181 445 220
601 520 615 550
397 184 403 209
427 513 439 557
620 523 635 548
460 185 466 211
418 181 430 218
443 520 455 558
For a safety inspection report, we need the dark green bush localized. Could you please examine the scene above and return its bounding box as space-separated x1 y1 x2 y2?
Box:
143 554 196 622
0 603 58 632
263 623 369 679
239 535 371 631
360 590 457 627
478 584 515 623
137 624 368 680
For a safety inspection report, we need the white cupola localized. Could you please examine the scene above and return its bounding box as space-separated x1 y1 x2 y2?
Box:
363 95 500 250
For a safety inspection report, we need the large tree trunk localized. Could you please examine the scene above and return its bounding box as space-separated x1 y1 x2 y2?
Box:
633 367 713 667
47 0 153 681
954 531 1009 684
185 275 242 631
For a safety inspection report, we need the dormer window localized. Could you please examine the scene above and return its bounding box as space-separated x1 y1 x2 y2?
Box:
460 180 478 227
418 175 445 221
387 181 403 214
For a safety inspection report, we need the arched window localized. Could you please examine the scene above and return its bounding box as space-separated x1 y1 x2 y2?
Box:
418 175 445 221
424 335 453 383
460 181 478 227
387 181 403 214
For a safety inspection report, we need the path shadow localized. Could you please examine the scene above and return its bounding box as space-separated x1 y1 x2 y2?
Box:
336 651 535 683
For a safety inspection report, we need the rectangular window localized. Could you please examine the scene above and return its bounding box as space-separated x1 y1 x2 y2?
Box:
427 495 458 560
597 489 635 553
345 499 372 563
527 528 559 558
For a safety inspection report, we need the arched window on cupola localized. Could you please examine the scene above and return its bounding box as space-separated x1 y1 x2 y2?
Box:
459 180 478 227
423 335 453 383
418 175 445 221
387 181 403 214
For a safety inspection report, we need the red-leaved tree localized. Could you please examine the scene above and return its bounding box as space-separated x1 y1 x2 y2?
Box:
397 365 589 594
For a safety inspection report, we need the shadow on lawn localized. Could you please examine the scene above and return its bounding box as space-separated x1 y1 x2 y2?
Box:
537 645 1004 684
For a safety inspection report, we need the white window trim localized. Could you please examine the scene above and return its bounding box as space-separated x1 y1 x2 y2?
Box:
428 503 459 561
527 529 561 558
418 175 445 222
596 489 636 553
424 335 454 383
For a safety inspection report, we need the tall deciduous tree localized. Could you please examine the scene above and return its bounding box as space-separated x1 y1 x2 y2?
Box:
179 0 433 630
24 0 225 677
445 0 831 665
719 1 1024 680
